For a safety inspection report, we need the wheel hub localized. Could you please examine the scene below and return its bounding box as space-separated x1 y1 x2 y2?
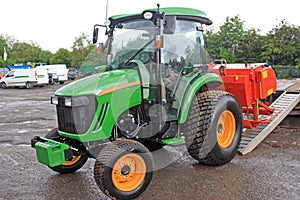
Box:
217 124 223 134
216 110 236 148
121 165 131 176
112 153 146 192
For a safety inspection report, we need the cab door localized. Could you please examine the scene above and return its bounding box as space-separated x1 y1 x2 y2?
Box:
3 71 15 87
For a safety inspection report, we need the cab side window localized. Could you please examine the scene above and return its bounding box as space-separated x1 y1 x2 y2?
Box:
6 71 14 78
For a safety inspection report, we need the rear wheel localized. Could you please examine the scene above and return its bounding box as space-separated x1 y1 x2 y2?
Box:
182 90 242 166
45 128 88 174
94 139 153 200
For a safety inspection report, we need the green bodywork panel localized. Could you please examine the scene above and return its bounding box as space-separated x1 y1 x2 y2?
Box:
145 7 208 18
176 72 222 124
55 69 140 97
111 7 209 20
56 69 142 142
35 140 69 167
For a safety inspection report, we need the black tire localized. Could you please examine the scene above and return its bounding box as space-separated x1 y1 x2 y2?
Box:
45 128 88 174
94 139 154 200
25 82 33 89
59 81 64 84
182 90 243 166
1 82 7 89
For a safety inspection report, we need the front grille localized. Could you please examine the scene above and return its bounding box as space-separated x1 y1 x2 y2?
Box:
56 96 97 134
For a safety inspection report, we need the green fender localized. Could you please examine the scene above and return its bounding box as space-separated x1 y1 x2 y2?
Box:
178 73 222 124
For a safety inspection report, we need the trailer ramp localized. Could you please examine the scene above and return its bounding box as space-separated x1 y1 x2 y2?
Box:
239 91 300 155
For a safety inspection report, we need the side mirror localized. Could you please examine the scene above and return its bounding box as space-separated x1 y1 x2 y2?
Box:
163 16 176 34
93 27 99 44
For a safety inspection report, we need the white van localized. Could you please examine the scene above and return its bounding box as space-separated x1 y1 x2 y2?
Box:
0 68 49 89
38 64 69 84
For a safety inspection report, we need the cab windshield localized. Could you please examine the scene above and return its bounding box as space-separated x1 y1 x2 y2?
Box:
78 19 209 79
107 19 208 72
108 20 156 69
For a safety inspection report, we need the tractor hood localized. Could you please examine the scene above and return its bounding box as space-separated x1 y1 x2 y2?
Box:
55 69 141 97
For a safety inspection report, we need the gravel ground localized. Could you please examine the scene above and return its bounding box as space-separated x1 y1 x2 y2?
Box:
0 83 299 200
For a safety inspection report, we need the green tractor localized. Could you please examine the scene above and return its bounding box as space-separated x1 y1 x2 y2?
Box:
32 5 243 200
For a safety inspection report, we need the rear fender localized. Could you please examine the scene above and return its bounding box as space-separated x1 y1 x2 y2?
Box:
178 73 222 124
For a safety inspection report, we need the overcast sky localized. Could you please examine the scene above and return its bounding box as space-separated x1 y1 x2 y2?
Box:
1 0 298 53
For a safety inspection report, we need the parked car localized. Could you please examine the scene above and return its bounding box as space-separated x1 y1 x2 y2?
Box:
68 69 78 80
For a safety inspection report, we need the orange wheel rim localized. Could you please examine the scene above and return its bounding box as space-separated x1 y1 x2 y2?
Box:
216 110 236 148
63 155 81 166
112 153 146 192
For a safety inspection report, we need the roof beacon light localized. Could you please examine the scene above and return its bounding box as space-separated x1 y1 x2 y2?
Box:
143 12 153 20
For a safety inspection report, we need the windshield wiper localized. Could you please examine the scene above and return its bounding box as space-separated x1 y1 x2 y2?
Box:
125 37 155 65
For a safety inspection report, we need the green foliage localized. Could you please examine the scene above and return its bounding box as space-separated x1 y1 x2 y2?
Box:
205 16 246 63
39 50 53 64
71 33 92 68
0 57 5 68
9 41 42 63
205 17 299 66
261 20 300 65
50 48 71 66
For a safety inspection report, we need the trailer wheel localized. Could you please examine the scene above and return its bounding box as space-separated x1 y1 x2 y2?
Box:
182 90 242 166
94 139 153 200
25 82 33 89
45 128 88 174
1 82 7 89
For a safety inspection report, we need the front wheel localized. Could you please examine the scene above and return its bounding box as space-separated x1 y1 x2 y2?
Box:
1 82 7 89
45 128 88 174
182 90 243 166
94 139 154 200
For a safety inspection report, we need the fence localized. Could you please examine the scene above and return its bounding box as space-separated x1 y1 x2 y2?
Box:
272 65 300 79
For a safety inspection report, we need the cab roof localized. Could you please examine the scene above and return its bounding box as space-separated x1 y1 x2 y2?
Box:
109 7 212 26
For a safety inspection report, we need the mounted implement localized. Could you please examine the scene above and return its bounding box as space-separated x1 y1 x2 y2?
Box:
31 5 282 199
209 62 278 129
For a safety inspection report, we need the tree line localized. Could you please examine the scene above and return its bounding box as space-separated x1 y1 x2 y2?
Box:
0 16 299 69
205 16 300 66
0 33 95 69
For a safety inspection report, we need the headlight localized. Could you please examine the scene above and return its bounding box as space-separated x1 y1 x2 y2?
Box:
50 96 58 105
64 97 72 107
51 96 91 107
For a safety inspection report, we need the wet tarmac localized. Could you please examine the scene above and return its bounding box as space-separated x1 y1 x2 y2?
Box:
0 83 299 200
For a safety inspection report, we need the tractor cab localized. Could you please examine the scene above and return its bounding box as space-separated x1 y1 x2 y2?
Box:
92 6 214 125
